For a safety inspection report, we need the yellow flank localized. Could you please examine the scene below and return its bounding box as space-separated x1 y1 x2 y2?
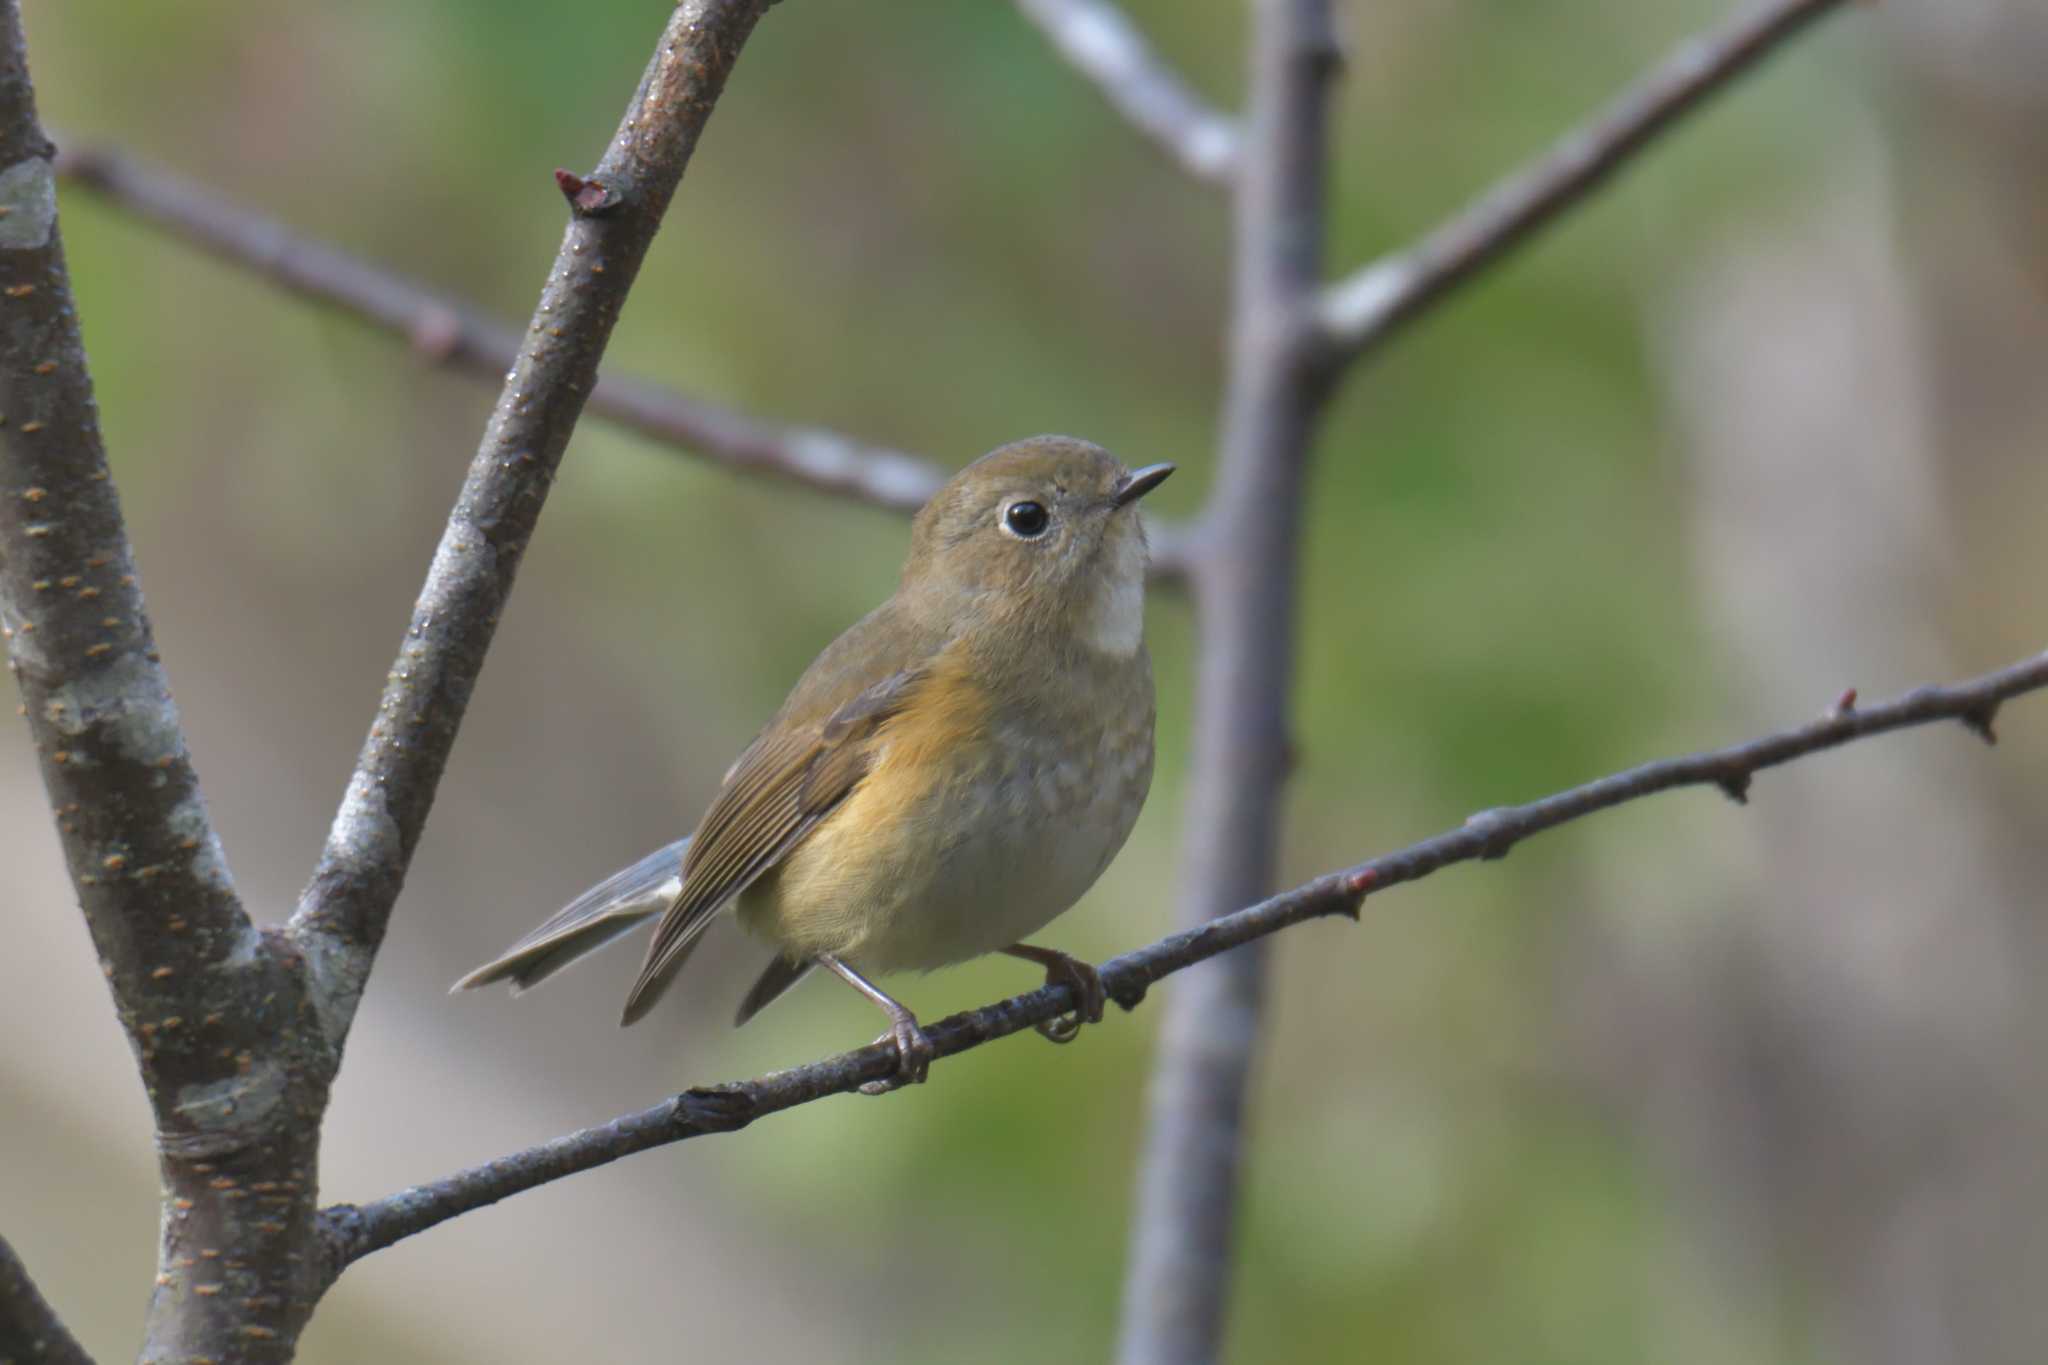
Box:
740 645 992 961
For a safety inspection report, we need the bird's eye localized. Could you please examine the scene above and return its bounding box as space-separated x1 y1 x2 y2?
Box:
1002 500 1050 539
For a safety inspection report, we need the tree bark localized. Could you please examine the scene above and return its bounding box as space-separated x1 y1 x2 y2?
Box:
1115 2 1340 1361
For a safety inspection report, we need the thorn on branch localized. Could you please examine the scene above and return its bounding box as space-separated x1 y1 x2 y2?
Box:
1339 866 1378 920
1717 773 1752 805
553 168 621 217
1962 703 1999 746
1833 687 1858 718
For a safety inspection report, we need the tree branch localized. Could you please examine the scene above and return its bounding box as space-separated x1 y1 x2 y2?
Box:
1116 0 1341 1359
0 1234 92 1365
0 0 288 1141
1 15 331 1354
50 143 1200 585
314 650 2048 1275
1316 0 1852 368
1012 0 1240 183
51 144 946 514
286 0 775 1050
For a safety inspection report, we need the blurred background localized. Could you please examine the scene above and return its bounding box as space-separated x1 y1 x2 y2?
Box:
5 0 2046 1361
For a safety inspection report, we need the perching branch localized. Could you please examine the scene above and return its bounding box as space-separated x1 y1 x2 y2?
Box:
0 1233 92 1365
314 651 2048 1275
51 145 945 515
1317 0 1852 368
284 0 775 1051
50 143 1199 584
1012 0 1240 183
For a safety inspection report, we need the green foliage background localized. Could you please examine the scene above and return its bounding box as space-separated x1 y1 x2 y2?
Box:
12 2 2038 1363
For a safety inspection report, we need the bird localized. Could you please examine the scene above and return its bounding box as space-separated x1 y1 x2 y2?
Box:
454 435 1172 1087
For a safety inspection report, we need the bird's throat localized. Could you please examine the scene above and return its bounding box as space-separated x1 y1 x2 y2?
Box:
1080 530 1147 657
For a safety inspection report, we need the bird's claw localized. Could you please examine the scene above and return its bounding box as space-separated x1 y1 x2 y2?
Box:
1038 1012 1082 1044
858 1015 934 1095
1031 952 1106 1045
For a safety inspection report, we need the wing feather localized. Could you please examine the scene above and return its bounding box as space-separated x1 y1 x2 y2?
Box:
451 836 690 993
617 667 926 1024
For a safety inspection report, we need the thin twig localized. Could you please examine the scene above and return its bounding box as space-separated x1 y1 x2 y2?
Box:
1012 0 1240 183
52 145 946 514
0 1233 93 1365
286 0 776 1049
51 143 1200 584
316 653 2048 1275
1317 0 1852 367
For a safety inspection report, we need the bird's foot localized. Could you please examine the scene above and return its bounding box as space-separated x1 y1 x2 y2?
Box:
1005 944 1106 1044
858 1013 934 1095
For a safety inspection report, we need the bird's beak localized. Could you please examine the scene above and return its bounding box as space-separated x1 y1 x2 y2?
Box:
1112 463 1176 508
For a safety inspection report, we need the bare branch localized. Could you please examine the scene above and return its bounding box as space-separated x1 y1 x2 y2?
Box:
286 0 776 1049
0 1233 92 1365
52 144 946 515
1 15 335 1356
1116 0 1342 1358
51 143 1201 585
1013 0 1239 183
0 0 282 1123
314 650 2048 1273
1317 0 1853 368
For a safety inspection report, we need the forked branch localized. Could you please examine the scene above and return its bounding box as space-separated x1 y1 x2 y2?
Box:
1317 0 1853 368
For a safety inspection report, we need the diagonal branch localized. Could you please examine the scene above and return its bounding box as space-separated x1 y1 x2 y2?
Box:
0 1233 93 1365
0 0 278 1124
1316 0 1852 369
51 144 1200 584
313 649 2048 1278
1012 0 1240 183
285 0 777 1051
52 144 947 515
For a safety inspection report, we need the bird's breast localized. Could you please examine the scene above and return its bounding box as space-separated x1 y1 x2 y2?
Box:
745 650 1155 972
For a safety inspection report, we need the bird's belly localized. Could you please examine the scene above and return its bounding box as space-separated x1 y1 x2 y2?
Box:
745 715 1152 973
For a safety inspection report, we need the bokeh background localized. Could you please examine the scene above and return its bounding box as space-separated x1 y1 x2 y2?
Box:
6 1 2047 1361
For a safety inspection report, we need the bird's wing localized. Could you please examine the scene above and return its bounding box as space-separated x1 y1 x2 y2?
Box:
733 954 816 1028
617 666 927 1025
450 836 692 993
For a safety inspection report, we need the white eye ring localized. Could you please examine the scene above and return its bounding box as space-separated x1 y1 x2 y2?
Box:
1000 499 1051 539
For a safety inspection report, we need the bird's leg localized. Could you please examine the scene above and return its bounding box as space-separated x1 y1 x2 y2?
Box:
1003 943 1107 1044
818 954 934 1092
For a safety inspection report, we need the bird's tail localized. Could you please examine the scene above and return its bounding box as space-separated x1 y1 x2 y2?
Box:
450 837 691 994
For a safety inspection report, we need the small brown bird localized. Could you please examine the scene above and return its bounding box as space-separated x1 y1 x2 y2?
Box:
455 436 1171 1085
